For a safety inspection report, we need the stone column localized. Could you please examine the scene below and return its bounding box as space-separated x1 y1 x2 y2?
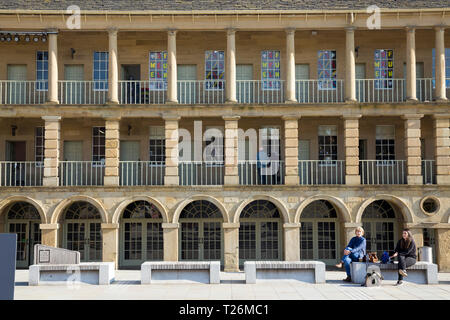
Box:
283 115 299 185
167 30 178 103
436 228 450 271
345 27 356 103
435 26 447 102
47 29 59 104
223 223 240 271
162 223 179 261
284 223 300 261
344 223 363 245
101 223 119 268
42 116 61 187
343 115 361 185
225 28 237 103
285 28 297 103
405 27 417 102
107 28 119 104
40 224 59 247
104 118 120 186
402 114 423 185
223 116 240 185
433 114 450 185
164 115 180 186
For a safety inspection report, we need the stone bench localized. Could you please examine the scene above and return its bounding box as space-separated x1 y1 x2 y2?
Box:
141 261 220 284
29 262 115 286
244 261 326 284
350 261 438 285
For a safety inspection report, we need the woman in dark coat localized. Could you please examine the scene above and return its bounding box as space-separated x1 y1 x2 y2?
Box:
390 229 416 286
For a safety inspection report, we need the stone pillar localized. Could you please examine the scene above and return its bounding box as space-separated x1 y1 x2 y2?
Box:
104 118 120 186
343 115 361 185
223 223 240 271
223 116 240 185
101 223 119 268
285 28 297 103
284 223 300 261
164 115 180 186
47 29 59 104
433 115 450 185
167 30 178 103
405 27 417 102
40 224 59 247
345 27 356 103
434 26 447 102
107 28 119 104
42 116 61 187
162 223 179 261
402 114 423 185
283 115 299 185
344 223 363 246
436 228 450 271
225 28 237 103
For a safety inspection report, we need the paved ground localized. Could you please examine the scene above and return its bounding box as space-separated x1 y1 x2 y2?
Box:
13 269 450 300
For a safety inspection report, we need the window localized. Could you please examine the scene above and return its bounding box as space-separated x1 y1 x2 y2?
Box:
260 127 280 158
36 51 48 91
204 127 224 163
93 51 108 91
318 125 337 161
432 48 450 88
261 50 281 90
35 127 45 165
376 125 395 162
92 127 105 165
149 126 165 163
149 51 168 90
374 49 394 89
317 50 337 90
205 50 225 90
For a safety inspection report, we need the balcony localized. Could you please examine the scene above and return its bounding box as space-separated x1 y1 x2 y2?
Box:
295 80 344 103
238 160 285 185
59 161 104 186
177 80 225 104
119 81 166 104
0 162 43 186
236 80 285 104
59 81 107 105
298 160 345 185
119 161 165 186
360 160 407 185
0 81 47 104
178 161 224 186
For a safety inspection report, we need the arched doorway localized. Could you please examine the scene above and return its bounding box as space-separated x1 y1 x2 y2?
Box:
119 200 163 268
4 202 41 268
299 200 339 265
179 200 223 262
239 200 282 265
361 200 399 257
61 201 102 262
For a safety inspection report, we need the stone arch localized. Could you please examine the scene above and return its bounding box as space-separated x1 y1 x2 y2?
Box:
50 195 108 224
112 196 169 224
172 195 229 223
355 195 414 224
233 195 290 223
294 195 351 223
0 196 47 224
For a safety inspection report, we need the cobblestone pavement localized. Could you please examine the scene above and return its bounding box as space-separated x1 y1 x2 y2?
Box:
13 270 450 300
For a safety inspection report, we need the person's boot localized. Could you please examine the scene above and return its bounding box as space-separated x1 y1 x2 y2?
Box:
335 262 343 268
399 269 408 277
343 276 352 282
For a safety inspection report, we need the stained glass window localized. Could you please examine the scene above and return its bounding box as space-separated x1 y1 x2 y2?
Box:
374 49 394 89
432 48 450 88
36 51 48 91
93 51 108 91
261 50 281 90
149 51 168 90
205 50 225 90
318 50 337 90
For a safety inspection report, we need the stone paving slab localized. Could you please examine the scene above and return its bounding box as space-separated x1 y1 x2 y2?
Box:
12 270 450 300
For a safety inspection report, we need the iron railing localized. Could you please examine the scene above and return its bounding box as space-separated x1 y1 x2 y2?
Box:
119 161 165 186
360 160 407 184
236 80 285 104
178 161 224 185
298 160 345 185
238 160 285 185
59 161 104 186
0 162 44 186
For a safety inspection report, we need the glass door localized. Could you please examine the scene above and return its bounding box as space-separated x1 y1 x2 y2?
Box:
300 219 338 265
180 220 223 261
177 65 197 104
64 65 85 104
362 220 396 258
8 221 41 268
65 221 102 262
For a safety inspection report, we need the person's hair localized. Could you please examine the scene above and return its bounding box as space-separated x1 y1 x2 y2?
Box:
400 229 414 249
355 226 364 235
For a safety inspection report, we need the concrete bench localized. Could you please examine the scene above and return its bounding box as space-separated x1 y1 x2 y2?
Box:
141 261 220 284
29 262 115 286
244 261 326 284
350 261 438 285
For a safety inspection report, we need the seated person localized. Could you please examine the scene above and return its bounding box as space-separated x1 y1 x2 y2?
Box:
390 229 417 286
335 227 366 282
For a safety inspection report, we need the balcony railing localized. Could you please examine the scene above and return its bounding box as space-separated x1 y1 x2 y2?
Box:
0 81 47 104
179 161 224 185
119 81 166 104
0 162 44 186
356 79 405 103
295 80 344 103
238 160 285 185
422 160 436 185
236 80 285 104
416 78 434 102
177 80 225 104
119 161 165 186
298 160 345 185
360 160 407 185
59 161 104 186
59 81 107 104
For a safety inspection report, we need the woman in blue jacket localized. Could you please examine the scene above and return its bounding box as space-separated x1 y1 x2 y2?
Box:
335 227 366 282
